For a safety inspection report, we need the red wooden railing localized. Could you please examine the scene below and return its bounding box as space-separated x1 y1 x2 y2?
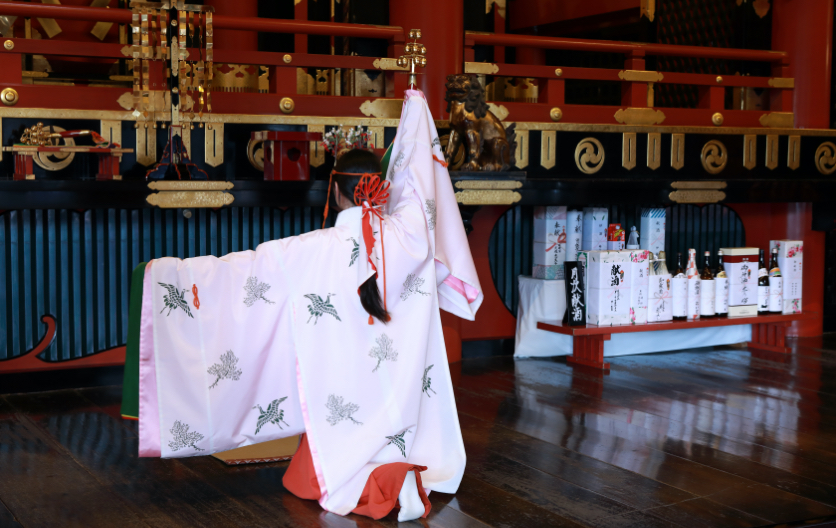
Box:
465 31 793 127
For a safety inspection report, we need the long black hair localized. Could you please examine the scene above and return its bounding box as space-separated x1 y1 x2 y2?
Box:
332 149 390 324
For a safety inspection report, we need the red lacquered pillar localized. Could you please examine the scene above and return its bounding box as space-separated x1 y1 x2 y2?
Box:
771 0 833 336
204 0 258 51
389 0 464 117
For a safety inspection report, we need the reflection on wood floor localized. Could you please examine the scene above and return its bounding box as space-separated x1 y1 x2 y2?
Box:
3 337 836 527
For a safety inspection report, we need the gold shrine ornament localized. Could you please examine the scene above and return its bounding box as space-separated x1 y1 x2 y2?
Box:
1 87 18 106
815 141 836 175
279 97 295 114
574 137 605 174
701 140 728 174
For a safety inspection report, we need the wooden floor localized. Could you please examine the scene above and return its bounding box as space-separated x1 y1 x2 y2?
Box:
4 338 836 528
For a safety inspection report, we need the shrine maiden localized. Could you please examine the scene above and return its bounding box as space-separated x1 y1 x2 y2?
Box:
134 89 483 520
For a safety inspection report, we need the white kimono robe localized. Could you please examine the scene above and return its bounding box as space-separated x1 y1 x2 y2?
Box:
137 91 483 515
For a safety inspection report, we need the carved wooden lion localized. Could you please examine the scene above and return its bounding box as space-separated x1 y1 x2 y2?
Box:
444 74 516 171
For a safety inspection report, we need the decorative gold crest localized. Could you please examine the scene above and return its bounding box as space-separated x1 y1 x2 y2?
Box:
815 142 836 175
700 140 728 174
575 138 605 174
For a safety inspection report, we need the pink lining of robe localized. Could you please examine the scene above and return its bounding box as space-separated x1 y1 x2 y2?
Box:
138 261 162 457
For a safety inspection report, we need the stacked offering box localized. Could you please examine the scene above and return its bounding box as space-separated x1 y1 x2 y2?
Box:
566 210 583 256
648 271 673 322
582 207 608 251
585 250 632 326
769 240 803 314
533 206 567 280
640 208 666 254
627 249 650 325
721 247 759 317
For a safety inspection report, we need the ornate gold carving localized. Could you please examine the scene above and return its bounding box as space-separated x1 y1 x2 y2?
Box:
614 107 665 125
487 103 509 121
617 70 663 82
640 0 655 21
647 132 661 170
669 190 726 203
701 140 728 174
712 112 724 126
765 134 778 170
550 107 563 122
768 77 794 89
359 98 402 118
575 137 605 174
464 62 499 75
455 190 521 205
205 123 224 167
671 181 727 190
743 134 757 169
541 130 556 170
3 40 12 50
279 97 295 114
671 133 685 170
622 132 636 170
212 64 266 94
454 180 523 190
146 191 235 208
148 181 233 191
788 135 800 170
372 58 408 71
1 87 17 106
283 54 292 64
554 68 563 77
815 142 836 175
759 112 794 128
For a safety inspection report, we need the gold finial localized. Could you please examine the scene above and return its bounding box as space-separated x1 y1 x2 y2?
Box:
398 29 427 88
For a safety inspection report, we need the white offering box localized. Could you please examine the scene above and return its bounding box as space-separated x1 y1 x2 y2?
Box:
721 247 759 317
566 210 583 255
533 206 567 280
640 208 666 254
648 273 673 322
586 250 632 326
582 207 608 251
769 240 803 314
626 249 650 325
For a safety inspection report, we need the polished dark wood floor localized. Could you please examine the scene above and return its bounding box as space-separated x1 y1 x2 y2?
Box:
4 338 836 528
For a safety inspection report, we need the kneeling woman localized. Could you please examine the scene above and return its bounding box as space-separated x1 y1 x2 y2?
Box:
130 91 482 520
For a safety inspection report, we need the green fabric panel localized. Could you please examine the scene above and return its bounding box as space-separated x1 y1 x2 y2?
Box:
380 142 393 179
120 261 147 419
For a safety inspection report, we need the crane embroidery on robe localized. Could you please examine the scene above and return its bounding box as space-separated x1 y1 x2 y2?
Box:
348 238 359 267
158 282 194 318
401 273 430 301
243 276 275 306
168 421 204 452
207 350 242 389
425 199 437 230
253 397 289 434
386 429 411 457
422 365 437 397
325 394 363 425
304 293 341 324
369 333 398 372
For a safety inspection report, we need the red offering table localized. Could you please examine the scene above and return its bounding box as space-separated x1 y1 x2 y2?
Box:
4 145 134 180
537 312 810 370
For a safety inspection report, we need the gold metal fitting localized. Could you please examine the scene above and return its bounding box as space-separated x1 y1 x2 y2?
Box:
712 112 724 126
408 29 421 39
716 76 723 83
1 87 18 106
555 68 563 77
280 97 295 114
550 107 563 122
3 40 13 51
283 54 292 64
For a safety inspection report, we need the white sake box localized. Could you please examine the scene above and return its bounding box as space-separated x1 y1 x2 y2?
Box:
626 249 650 325
721 247 759 317
586 250 631 326
582 207 608 251
769 240 803 314
647 273 673 322
640 208 666 254
533 206 567 280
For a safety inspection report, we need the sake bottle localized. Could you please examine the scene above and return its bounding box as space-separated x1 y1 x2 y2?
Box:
757 249 770 314
647 251 656 274
768 247 783 313
672 251 687 320
626 226 640 249
656 251 670 275
686 249 701 321
699 251 715 318
714 250 729 317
